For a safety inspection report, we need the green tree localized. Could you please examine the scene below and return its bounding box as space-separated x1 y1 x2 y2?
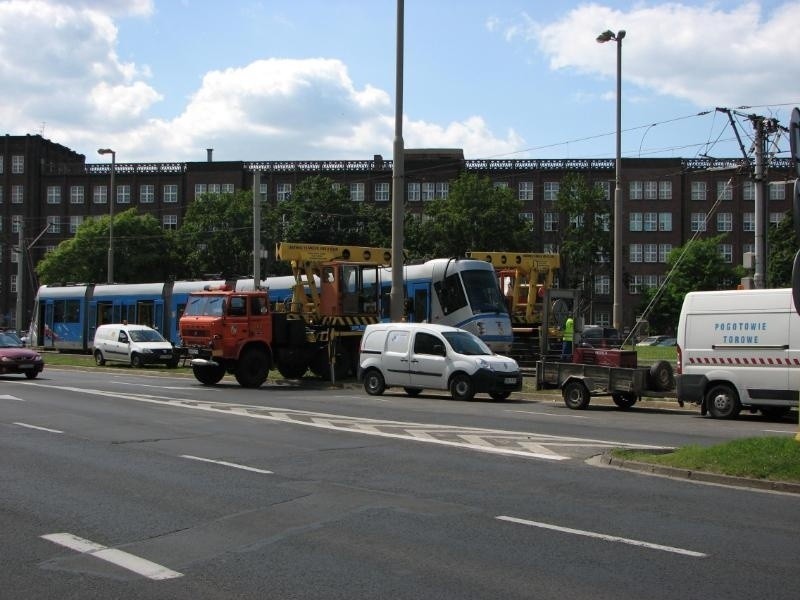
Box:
35 208 173 284
553 173 612 296
638 234 744 333
175 190 255 277
767 211 796 288
278 175 360 244
412 172 532 257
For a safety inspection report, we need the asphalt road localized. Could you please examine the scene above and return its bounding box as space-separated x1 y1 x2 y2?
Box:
1 367 797 599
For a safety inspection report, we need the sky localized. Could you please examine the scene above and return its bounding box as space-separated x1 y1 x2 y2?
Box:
1 0 798 164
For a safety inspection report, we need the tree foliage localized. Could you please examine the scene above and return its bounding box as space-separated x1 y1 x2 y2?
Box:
767 211 795 288
409 172 532 258
35 208 173 284
638 234 744 334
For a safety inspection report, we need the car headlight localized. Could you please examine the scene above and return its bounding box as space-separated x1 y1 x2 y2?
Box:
477 358 494 371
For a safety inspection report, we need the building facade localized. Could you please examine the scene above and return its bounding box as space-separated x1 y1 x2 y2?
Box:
1 134 793 331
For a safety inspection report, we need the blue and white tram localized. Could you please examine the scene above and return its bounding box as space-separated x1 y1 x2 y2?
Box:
30 257 513 354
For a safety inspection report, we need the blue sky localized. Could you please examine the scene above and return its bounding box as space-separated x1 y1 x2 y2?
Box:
1 0 798 163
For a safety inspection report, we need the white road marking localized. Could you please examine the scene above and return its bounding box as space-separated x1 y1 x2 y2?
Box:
505 409 594 420
13 422 62 433
179 454 273 474
762 429 795 434
496 515 707 558
0 394 24 401
41 533 183 580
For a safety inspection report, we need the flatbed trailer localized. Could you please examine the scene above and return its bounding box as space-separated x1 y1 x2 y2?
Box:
535 350 676 410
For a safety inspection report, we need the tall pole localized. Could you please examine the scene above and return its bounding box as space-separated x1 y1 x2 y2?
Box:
390 0 405 322
253 171 262 289
15 225 24 332
98 148 115 283
753 118 766 289
597 29 625 332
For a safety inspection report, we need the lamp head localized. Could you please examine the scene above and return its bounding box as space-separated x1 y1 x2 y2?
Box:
97 148 114 155
596 30 614 43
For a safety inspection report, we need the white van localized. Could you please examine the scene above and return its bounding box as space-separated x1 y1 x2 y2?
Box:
676 288 799 419
358 323 522 401
93 324 179 368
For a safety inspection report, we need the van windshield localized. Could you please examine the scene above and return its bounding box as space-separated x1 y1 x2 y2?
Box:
129 329 167 343
442 331 492 356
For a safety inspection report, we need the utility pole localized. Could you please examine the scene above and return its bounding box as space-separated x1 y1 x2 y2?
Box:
750 115 781 289
15 226 24 331
253 171 262 289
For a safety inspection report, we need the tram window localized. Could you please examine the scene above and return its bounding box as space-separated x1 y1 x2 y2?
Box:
65 300 80 322
53 300 65 323
434 273 467 316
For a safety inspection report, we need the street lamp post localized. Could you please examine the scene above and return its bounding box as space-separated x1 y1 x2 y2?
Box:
597 29 625 333
97 148 115 284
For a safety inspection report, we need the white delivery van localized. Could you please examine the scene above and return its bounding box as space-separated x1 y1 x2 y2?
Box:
93 323 179 368
675 288 799 419
358 322 522 401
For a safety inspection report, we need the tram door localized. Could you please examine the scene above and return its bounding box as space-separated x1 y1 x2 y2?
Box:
407 282 430 323
43 302 55 349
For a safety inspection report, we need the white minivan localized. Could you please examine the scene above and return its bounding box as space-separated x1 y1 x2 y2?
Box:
93 323 179 368
676 288 799 419
358 323 522 401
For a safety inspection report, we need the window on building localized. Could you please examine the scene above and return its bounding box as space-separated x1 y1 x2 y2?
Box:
769 183 786 201
46 186 61 204
658 181 672 199
643 212 657 232
163 215 178 230
629 275 643 295
277 183 292 202
11 185 23 204
658 244 672 263
194 183 207 199
140 184 155 203
594 275 610 295
10 248 17 263
518 181 534 201
743 212 755 232
258 183 268 200
658 212 672 231
743 243 754 256
716 212 733 232
94 185 107 204
718 243 733 263
595 213 610 232
644 244 658 263
70 185 84 204
629 243 642 263
597 180 611 201
544 212 558 231
163 184 178 203
569 215 584 228
543 181 559 201
116 184 131 204
435 182 449 199
690 212 707 232
221 183 234 193
717 181 732 201
595 311 611 327
11 155 23 174
47 216 60 234
691 181 706 201
407 182 420 202
769 212 785 226
742 180 754 201
644 181 658 200
421 182 435 201
11 215 22 233
10 274 16 294
69 216 83 233
374 182 390 202
350 182 365 202
629 181 643 200
629 213 642 231
519 212 534 225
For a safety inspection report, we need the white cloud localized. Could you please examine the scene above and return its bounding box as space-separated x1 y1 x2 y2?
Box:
506 2 800 108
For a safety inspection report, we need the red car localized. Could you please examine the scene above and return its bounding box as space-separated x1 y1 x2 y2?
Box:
0 331 44 378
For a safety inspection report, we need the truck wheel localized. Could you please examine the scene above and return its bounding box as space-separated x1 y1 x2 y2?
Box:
612 392 637 409
403 387 422 397
310 346 351 381
647 361 674 391
131 354 144 368
563 380 590 410
364 369 386 396
449 374 475 401
193 363 226 386
277 349 308 379
489 391 511 401
235 348 269 388
705 383 741 419
94 350 105 366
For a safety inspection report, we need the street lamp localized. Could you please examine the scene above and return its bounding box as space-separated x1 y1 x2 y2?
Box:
97 148 115 283
597 29 625 333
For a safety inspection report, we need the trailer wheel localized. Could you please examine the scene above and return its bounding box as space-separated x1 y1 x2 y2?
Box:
449 374 475 401
612 392 637 409
235 348 269 388
647 360 674 391
705 383 741 419
563 380 590 410
363 369 385 396
193 363 226 386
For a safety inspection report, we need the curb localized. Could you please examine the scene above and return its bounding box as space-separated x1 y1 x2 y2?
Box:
598 450 800 495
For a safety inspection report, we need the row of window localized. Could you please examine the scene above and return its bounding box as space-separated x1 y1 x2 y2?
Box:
0 214 180 234
690 211 786 232
690 180 786 201
0 155 25 175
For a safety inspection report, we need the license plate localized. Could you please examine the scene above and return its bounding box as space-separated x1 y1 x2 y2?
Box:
18 364 33 369
504 377 517 385
188 348 199 356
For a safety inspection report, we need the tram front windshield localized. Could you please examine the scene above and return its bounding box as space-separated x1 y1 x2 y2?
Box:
461 269 507 314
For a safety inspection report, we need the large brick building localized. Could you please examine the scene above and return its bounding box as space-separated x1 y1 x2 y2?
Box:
1 134 793 331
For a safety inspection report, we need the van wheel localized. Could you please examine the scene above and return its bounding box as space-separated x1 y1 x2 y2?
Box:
193 363 226 385
235 348 269 388
705 383 741 419
612 392 637 409
94 350 105 366
131 354 144 368
449 374 475 401
364 369 385 396
563 380 590 410
403 387 422 397
647 361 674 391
